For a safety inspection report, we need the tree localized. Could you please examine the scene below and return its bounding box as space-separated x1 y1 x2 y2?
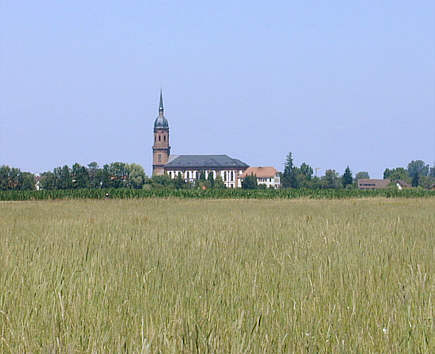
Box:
342 166 353 188
322 169 341 189
71 163 89 189
207 171 215 188
383 167 409 182
150 175 174 189
355 171 370 180
175 172 186 189
19 172 35 190
214 175 226 189
88 162 100 188
127 163 147 189
0 166 10 190
100 165 112 188
8 168 20 189
419 176 433 189
0 166 35 190
242 174 258 189
309 176 323 189
59 165 73 190
282 153 298 188
407 160 429 179
39 171 57 190
300 163 313 180
412 174 419 187
107 162 129 188
430 165 435 178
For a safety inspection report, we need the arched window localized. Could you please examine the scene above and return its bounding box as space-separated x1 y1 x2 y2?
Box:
158 135 161 142
164 135 166 142
231 171 234 182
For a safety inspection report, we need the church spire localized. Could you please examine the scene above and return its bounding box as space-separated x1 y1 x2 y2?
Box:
159 89 164 114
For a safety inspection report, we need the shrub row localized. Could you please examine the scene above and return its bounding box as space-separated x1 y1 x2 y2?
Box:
0 188 434 201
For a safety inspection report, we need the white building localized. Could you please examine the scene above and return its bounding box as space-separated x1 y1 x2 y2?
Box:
240 167 280 189
164 155 248 188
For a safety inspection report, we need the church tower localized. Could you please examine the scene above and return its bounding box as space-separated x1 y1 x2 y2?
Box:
152 90 170 176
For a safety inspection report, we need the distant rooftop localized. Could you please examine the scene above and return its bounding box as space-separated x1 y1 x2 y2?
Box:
241 166 278 178
165 155 249 169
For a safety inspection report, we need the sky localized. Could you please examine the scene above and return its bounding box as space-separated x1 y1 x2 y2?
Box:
1 1 434 178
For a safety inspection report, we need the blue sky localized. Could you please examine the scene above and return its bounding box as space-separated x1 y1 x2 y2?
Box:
1 1 434 177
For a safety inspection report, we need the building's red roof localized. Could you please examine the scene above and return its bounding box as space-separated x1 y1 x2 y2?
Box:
241 167 277 178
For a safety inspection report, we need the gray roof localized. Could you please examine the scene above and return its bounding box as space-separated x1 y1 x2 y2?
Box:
154 90 169 130
165 155 249 169
154 115 168 130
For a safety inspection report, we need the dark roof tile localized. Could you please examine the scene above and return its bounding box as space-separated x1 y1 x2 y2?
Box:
165 155 249 169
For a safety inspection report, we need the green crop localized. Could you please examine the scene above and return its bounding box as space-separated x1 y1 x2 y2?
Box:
0 188 434 201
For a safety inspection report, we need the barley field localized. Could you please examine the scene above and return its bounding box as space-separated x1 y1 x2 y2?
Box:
0 198 433 352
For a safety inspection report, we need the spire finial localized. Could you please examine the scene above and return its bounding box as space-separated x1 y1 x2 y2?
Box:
159 89 164 113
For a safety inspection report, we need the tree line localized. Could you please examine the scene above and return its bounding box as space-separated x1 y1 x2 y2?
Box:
275 153 435 190
1 155 434 191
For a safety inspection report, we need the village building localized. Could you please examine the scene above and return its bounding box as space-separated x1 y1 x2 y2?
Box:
240 167 280 189
357 178 390 190
357 178 411 190
152 92 249 188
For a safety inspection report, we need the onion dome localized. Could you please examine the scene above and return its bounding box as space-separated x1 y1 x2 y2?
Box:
154 90 169 130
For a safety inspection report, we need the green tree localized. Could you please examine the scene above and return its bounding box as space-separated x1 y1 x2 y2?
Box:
322 169 341 189
355 171 370 180
383 167 409 182
59 165 73 190
342 166 353 188
418 175 434 189
0 166 10 190
242 174 258 189
39 171 56 190
150 175 174 189
108 162 129 188
72 163 89 189
282 153 298 188
300 163 313 180
407 160 429 180
88 162 100 188
175 172 186 189
101 165 112 188
207 171 215 188
127 163 147 189
0 166 35 190
309 176 323 189
18 172 35 190
214 175 226 189
8 168 20 190
411 174 419 187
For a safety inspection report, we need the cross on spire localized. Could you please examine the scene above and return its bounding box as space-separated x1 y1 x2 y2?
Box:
159 89 164 113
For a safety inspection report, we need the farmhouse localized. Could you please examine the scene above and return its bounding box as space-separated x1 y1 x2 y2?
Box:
357 179 390 190
152 91 249 188
240 167 280 189
357 178 411 190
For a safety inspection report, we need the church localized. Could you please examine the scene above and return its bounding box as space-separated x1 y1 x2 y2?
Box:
152 91 249 188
